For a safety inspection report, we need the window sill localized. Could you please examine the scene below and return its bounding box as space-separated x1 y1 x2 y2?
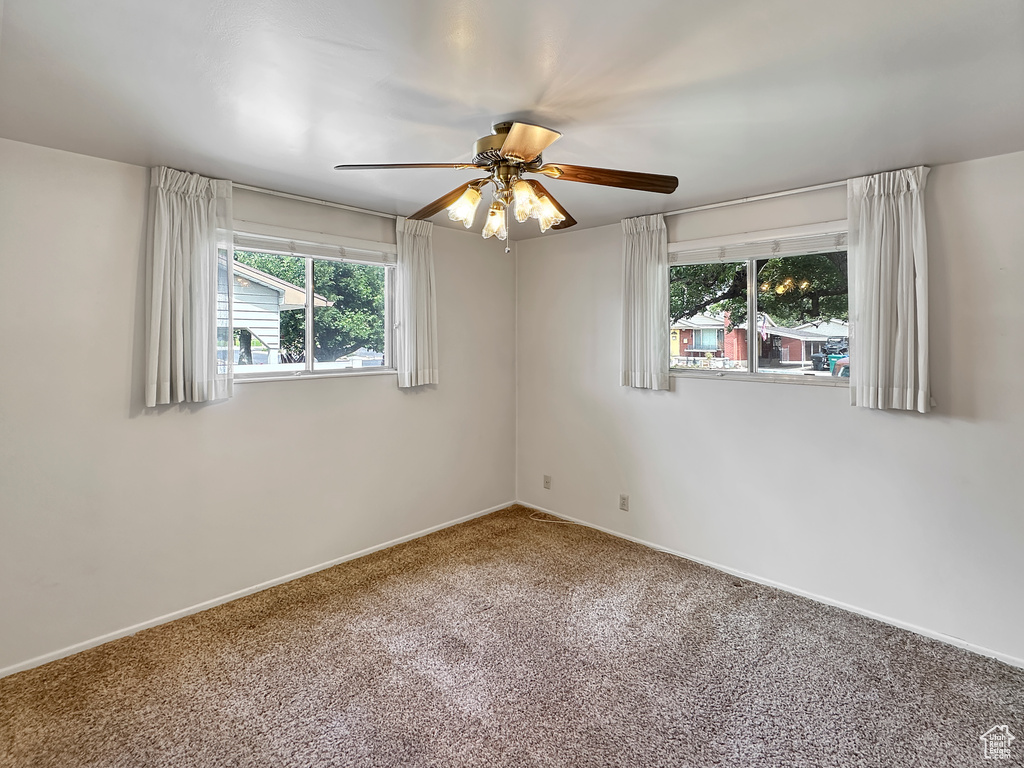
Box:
670 369 850 387
234 367 397 385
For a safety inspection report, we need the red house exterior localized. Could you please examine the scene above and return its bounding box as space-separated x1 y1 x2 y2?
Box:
672 315 848 369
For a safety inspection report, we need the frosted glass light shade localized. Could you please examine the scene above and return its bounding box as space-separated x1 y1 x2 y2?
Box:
511 180 542 223
447 186 482 228
481 202 507 240
536 196 565 233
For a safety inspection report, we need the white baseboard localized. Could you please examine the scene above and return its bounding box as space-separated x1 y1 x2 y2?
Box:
518 501 1024 670
0 500 515 680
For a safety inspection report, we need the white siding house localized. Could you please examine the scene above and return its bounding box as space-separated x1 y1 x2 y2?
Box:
218 261 329 363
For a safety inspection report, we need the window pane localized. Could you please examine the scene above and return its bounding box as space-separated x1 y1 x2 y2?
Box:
754 251 849 377
232 251 307 373
669 261 748 371
311 259 387 371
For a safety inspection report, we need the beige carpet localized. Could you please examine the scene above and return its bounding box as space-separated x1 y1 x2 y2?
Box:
2 505 1022 767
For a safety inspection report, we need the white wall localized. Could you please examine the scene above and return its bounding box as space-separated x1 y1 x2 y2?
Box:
516 151 1024 664
3 136 1021 674
0 138 517 672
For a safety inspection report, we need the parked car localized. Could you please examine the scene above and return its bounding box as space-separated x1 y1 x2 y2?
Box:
811 336 849 371
831 355 850 377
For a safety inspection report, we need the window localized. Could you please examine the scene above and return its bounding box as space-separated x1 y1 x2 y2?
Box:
692 328 724 351
219 229 395 380
669 229 849 381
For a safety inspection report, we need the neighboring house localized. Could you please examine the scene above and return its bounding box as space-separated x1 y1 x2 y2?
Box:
793 319 851 360
671 314 848 367
217 261 329 363
671 315 726 358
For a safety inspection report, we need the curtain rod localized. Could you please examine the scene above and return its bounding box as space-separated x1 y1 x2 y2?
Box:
662 180 847 217
233 183 399 220
237 177 847 225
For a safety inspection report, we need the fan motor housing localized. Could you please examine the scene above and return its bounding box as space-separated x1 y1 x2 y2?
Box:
473 122 542 168
472 136 504 166
473 125 508 166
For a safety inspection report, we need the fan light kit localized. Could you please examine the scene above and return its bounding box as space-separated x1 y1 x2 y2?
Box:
335 121 679 251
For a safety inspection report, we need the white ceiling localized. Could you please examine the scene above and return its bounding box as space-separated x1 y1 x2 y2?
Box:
1 0 1022 237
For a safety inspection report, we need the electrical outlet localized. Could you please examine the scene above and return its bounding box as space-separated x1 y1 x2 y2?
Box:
543 475 551 490
619 494 629 512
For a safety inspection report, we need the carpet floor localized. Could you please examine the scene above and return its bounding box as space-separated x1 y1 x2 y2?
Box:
2 505 1022 767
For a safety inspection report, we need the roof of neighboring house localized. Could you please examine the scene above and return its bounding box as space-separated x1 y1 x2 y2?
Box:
673 313 850 341
233 261 331 309
795 319 849 337
729 324 831 341
765 326 832 341
672 314 724 330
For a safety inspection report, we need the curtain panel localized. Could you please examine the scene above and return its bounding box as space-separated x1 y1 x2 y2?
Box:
621 213 670 390
848 166 930 412
145 167 233 407
395 217 439 388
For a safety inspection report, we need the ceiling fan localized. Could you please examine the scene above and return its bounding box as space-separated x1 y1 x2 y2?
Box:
335 121 678 248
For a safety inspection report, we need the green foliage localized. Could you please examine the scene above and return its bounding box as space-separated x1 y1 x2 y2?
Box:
670 251 848 328
233 252 385 361
753 253 848 326
234 251 307 287
670 262 747 326
311 259 385 360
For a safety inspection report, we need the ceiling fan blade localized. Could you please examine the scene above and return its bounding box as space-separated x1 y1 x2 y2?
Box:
525 180 577 230
535 164 678 194
408 180 487 220
334 163 479 171
499 123 562 163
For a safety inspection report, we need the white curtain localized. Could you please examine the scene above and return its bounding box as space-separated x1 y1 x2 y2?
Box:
848 166 930 412
395 217 439 388
621 214 670 390
145 167 233 407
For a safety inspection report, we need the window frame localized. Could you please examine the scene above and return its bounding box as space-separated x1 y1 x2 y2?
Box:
668 222 849 387
229 230 397 384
